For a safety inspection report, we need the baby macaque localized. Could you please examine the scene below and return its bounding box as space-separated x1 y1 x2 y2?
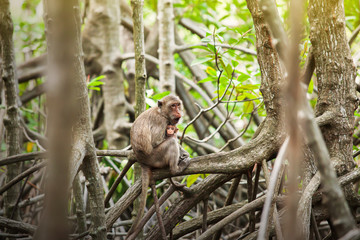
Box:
166 124 178 138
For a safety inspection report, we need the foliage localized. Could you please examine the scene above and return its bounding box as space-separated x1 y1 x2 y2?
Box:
4 0 360 236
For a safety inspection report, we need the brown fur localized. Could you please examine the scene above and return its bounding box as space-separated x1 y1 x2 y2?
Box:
127 95 190 238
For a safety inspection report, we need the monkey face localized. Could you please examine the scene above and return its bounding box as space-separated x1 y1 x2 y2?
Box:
169 102 182 124
158 95 183 124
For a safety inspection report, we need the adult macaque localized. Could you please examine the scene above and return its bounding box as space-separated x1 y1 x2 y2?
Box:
127 95 190 238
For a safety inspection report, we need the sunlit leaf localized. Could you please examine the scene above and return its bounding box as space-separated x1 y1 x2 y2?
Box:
243 101 254 113
232 60 239 68
201 37 211 43
27 142 34 152
237 72 251 82
152 91 171 100
308 78 314 94
216 27 227 34
206 66 216 76
191 57 213 66
207 43 216 53
186 174 200 187
198 76 216 83
89 87 101 91
191 45 212 52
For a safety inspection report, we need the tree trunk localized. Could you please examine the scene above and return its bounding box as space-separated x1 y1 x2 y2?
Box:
83 0 128 149
309 0 358 237
35 0 78 238
0 0 22 221
158 0 175 93
37 0 107 239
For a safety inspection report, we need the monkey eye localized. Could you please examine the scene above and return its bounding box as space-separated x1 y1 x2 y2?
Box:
171 104 176 108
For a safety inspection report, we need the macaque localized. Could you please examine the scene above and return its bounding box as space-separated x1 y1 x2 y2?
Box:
127 95 190 238
166 124 178 138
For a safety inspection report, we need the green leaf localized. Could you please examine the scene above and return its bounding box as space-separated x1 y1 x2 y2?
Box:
237 72 251 82
244 37 254 46
207 43 216 53
87 75 105 88
88 81 105 87
191 45 212 52
226 64 233 77
243 101 254 113
89 87 101 91
219 14 230 21
90 75 105 81
244 92 258 99
308 78 314 94
216 34 224 43
152 91 171 100
206 66 216 76
198 76 216 83
237 94 246 101
191 57 213 66
201 37 212 43
216 27 227 33
231 60 239 68
187 174 200 187
219 75 229 86
237 84 260 91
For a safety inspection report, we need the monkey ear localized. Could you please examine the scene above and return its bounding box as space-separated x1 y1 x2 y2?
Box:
158 100 163 108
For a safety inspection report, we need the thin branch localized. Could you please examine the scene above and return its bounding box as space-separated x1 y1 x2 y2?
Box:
349 24 360 47
180 69 234 144
0 152 46 167
212 175 242 240
96 149 132 158
258 137 289 239
218 107 256 152
220 98 262 103
0 216 36 234
174 43 256 56
0 162 46 195
196 196 266 240
126 184 176 239
118 52 244 146
262 159 284 240
202 197 209 233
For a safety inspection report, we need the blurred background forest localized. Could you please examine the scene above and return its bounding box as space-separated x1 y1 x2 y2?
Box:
1 0 360 239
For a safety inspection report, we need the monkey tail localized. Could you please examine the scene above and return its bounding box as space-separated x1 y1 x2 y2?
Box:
126 165 151 239
104 160 135 206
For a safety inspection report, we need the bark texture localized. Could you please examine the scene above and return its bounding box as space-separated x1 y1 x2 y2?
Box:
158 0 175 93
0 0 22 221
36 0 78 238
309 0 357 176
131 0 147 117
130 1 147 238
83 0 128 149
309 0 358 237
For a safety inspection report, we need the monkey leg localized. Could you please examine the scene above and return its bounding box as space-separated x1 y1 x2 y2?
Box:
149 138 180 173
151 182 167 240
